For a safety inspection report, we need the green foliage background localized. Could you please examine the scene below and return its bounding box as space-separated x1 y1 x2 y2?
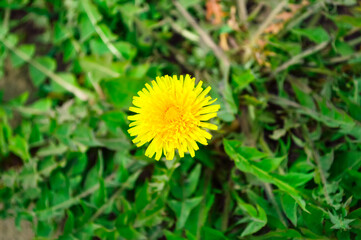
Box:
1 0 361 239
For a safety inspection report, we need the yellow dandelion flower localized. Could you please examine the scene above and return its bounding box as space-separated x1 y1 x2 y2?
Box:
128 74 220 160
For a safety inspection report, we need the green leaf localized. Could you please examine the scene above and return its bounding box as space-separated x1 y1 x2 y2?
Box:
118 3 139 30
281 193 297 226
319 151 334 179
235 146 268 161
101 111 128 134
241 206 267 237
50 171 67 190
19 162 39 189
224 139 307 212
328 211 355 230
84 156 102 190
268 40 301 56
117 226 146 240
79 56 124 79
135 182 149 212
277 172 313 187
89 37 110 55
232 69 255 92
0 116 12 155
335 40 354 56
54 22 70 43
81 0 102 24
79 13 95 42
233 193 267 237
331 151 361 179
292 27 330 44
334 15 361 27
72 125 102 147
302 206 324 235
98 24 117 41
331 0 356 6
36 220 54 237
114 41 137 60
168 196 203 230
179 0 201 8
253 156 285 172
10 44 35 67
29 57 56 86
164 230 186 240
4 34 18 48
292 83 315 109
63 210 75 234
9 135 30 162
218 82 237 122
81 0 124 59
275 96 361 141
51 73 80 93
185 193 215 236
127 63 150 79
37 143 68 157
201 227 227 240
101 77 147 108
92 178 106 207
63 39 76 61
70 154 88 176
184 164 202 198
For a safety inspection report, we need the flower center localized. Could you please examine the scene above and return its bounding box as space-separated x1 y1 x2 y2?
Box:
164 106 181 122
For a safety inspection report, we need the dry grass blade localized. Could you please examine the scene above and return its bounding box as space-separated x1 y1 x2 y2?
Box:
237 0 248 25
173 0 230 80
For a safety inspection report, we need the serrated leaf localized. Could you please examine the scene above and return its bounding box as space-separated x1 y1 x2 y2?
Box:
224 139 307 212
328 211 355 230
